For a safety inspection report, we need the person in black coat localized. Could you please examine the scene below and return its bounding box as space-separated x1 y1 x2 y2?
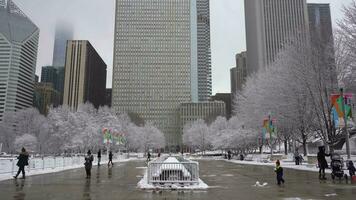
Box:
274 160 285 185
84 150 94 178
97 149 101 166
317 146 330 180
348 160 356 177
14 147 29 179
108 151 113 166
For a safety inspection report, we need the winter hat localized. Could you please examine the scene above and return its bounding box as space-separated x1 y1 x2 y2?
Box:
88 150 91 154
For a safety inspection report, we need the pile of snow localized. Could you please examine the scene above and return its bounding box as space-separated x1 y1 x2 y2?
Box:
253 181 268 187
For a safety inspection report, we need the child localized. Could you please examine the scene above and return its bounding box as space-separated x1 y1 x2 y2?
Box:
274 160 285 185
348 160 355 177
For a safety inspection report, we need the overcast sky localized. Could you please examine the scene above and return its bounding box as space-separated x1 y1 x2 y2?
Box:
14 0 352 94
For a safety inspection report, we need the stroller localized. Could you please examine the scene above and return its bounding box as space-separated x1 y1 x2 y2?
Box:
330 153 348 180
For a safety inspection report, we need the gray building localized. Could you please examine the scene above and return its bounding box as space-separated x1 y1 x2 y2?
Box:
52 21 73 67
179 101 226 140
211 93 232 119
244 0 309 74
0 0 39 121
231 51 247 95
230 67 237 97
308 3 337 90
112 0 200 147
63 40 106 110
41 66 65 104
197 0 212 101
308 4 333 46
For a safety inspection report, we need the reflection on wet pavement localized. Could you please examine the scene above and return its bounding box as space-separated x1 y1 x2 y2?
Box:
0 160 356 200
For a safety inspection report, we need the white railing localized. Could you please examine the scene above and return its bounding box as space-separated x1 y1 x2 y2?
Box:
147 156 199 185
0 154 127 175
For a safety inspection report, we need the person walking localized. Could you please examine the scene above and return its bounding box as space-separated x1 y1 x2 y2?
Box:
13 147 29 179
84 150 94 178
147 152 151 162
97 149 101 166
274 160 285 186
294 149 300 165
347 160 355 177
227 150 232 160
108 151 113 166
317 146 330 180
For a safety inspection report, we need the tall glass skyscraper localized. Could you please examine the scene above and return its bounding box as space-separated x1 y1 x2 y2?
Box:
0 0 39 121
244 0 309 74
197 0 211 101
52 21 73 67
113 0 204 147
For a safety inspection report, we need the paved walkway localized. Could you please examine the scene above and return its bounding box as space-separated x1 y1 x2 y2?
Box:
1 160 356 200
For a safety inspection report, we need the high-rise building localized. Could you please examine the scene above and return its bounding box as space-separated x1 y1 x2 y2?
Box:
230 67 237 96
197 0 212 101
211 93 232 119
52 21 73 67
0 0 39 121
41 66 65 95
63 40 106 109
105 88 112 107
179 101 226 138
41 66 57 86
308 4 333 46
33 83 61 115
244 0 309 74
112 0 200 147
231 51 248 94
308 4 337 89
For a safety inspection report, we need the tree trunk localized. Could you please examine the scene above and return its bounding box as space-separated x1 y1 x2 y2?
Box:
302 134 307 156
284 140 288 155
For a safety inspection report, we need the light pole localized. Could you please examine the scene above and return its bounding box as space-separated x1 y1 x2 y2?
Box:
340 88 351 159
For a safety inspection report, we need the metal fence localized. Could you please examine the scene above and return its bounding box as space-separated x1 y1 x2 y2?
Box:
0 154 126 175
147 156 199 185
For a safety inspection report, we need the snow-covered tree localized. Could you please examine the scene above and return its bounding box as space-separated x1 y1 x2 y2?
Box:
183 119 211 154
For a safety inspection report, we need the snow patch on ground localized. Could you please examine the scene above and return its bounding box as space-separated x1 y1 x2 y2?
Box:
0 157 136 182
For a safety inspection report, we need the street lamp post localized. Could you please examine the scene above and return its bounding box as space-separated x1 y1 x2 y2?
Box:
340 88 351 159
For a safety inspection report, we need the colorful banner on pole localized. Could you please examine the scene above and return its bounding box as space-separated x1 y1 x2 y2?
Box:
262 118 276 139
102 128 127 145
331 93 353 128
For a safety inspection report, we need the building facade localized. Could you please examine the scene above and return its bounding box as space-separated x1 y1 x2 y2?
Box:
52 21 73 67
230 67 237 97
244 0 309 74
211 93 232 119
33 83 61 115
179 101 226 138
197 0 212 101
105 88 112 107
308 4 333 46
0 0 39 121
63 40 107 109
41 66 65 95
112 0 200 147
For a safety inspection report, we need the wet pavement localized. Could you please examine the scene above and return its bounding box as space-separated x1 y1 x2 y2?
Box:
1 160 356 200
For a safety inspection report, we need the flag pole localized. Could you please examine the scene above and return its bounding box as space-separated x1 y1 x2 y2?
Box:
341 88 351 159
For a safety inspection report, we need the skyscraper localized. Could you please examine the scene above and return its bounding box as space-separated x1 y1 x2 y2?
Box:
112 0 199 147
0 0 39 121
197 0 212 101
308 3 337 90
244 0 309 74
63 40 107 110
308 4 333 45
52 21 73 67
41 66 65 95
